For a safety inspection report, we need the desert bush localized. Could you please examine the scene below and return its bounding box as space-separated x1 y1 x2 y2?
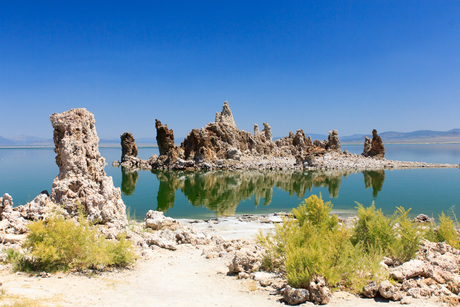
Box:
350 203 395 254
258 195 386 292
22 211 135 272
436 211 460 248
259 194 460 294
391 207 423 262
351 203 425 263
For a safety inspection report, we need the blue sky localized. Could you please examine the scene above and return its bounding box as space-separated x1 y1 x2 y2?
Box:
1 1 459 140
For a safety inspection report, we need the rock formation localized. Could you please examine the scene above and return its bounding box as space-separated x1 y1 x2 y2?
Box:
49 108 127 226
0 192 65 235
363 129 385 159
180 101 254 161
215 101 237 128
155 119 177 156
120 132 138 162
152 101 344 169
116 132 150 170
362 136 372 156
326 129 341 152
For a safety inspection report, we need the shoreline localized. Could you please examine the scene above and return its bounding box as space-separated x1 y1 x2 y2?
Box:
118 151 460 171
0 214 447 307
2 142 460 149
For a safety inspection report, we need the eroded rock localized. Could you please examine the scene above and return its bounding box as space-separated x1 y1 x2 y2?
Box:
227 246 264 274
120 132 138 162
49 108 127 227
378 280 402 301
309 275 331 305
0 193 65 235
144 210 178 230
281 285 310 305
363 129 385 159
326 130 341 152
362 281 379 298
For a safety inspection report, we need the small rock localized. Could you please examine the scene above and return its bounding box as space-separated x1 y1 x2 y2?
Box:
281 285 310 305
400 296 411 304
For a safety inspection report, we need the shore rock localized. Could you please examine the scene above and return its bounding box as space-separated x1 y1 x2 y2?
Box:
281 285 310 305
362 281 379 298
227 246 264 274
379 280 402 301
49 108 127 227
144 210 178 230
309 275 331 305
0 193 65 235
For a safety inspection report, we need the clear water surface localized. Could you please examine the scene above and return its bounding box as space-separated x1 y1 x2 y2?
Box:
0 144 459 220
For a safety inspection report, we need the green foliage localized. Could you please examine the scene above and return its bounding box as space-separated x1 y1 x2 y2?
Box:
292 195 338 230
351 203 395 254
22 212 136 272
259 195 460 295
392 207 422 262
351 203 425 263
258 195 387 293
3 248 36 272
436 212 460 248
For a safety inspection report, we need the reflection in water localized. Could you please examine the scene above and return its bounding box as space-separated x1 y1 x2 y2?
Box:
121 167 139 196
147 169 386 217
120 168 387 216
363 170 385 198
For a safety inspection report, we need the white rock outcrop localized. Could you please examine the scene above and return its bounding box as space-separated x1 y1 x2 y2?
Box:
49 108 127 227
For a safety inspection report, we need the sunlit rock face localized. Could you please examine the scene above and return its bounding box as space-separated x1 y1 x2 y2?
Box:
181 101 255 161
327 129 341 152
49 108 127 227
120 132 138 162
156 101 336 165
363 129 385 159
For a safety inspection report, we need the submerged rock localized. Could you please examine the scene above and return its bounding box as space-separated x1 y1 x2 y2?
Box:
49 108 127 227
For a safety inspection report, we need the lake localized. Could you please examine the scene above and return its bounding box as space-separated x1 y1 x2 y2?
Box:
0 144 459 220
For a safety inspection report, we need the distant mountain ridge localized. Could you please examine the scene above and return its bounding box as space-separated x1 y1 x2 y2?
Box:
2 129 460 146
275 129 460 144
340 129 460 144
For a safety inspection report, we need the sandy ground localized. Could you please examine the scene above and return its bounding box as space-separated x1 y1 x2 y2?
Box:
0 218 451 306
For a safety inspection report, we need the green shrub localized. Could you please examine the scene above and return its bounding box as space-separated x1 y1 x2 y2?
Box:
22 212 136 272
4 248 36 272
351 203 395 254
258 195 460 294
258 195 386 293
351 203 424 263
436 212 459 248
391 207 423 262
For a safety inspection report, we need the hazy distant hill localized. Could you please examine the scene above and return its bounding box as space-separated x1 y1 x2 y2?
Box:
339 129 460 144
0 135 54 146
2 129 460 146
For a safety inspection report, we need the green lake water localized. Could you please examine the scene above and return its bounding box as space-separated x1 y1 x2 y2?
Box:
0 144 459 220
